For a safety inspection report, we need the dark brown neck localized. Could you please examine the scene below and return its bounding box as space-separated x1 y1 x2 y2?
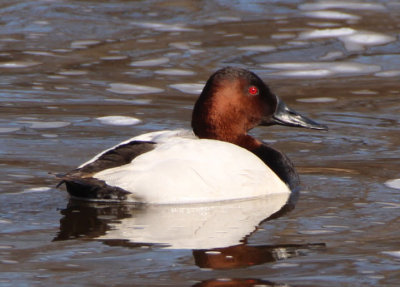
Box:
233 134 263 151
193 122 262 152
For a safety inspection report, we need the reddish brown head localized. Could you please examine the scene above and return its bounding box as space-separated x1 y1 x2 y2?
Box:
191 67 276 149
191 67 326 151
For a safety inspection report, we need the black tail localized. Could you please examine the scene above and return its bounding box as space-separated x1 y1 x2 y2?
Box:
57 175 130 202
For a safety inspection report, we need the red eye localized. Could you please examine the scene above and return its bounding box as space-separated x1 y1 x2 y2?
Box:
248 86 258 95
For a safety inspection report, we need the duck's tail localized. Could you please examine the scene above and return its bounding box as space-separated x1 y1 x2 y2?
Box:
55 173 130 202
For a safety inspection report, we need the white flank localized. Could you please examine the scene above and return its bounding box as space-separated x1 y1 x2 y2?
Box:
92 130 290 204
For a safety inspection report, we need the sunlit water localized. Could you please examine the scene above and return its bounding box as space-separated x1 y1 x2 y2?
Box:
1 1 400 286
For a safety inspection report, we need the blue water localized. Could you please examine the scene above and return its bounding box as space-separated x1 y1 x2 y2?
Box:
1 1 400 286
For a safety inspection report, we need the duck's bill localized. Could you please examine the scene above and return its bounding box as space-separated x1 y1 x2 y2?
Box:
271 99 328 130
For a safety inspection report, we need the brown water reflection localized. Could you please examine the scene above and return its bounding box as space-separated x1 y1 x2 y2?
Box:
1 0 400 286
55 197 324 272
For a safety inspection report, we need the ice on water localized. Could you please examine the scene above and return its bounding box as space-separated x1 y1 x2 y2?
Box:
262 61 381 78
237 45 275 52
299 27 395 51
130 57 169 67
19 121 71 129
108 83 164 95
169 83 205 95
0 61 41 68
154 69 196 76
302 10 360 20
385 179 400 190
299 2 386 11
96 116 141 126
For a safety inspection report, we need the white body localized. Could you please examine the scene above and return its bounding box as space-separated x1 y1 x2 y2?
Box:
82 130 290 204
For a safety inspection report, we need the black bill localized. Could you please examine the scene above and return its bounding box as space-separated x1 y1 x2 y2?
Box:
271 98 328 130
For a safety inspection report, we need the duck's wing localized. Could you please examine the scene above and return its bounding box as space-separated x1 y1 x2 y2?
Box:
77 141 156 175
57 129 195 201
57 140 156 201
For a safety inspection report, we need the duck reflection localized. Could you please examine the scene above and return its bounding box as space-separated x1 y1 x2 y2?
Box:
193 243 321 270
193 278 289 287
55 191 324 269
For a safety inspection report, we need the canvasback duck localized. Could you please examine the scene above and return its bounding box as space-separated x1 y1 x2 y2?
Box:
58 67 327 204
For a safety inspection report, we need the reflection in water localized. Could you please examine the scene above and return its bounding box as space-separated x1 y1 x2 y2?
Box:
193 278 288 287
54 201 134 241
193 242 324 270
55 190 324 270
55 192 293 247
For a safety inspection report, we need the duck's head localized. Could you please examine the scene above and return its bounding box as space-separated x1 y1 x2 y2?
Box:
191 67 327 146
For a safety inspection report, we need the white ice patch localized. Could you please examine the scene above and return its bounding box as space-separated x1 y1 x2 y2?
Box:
169 83 205 95
57 70 88 76
307 22 341 28
104 98 152 105
297 97 337 103
21 187 52 193
20 121 70 129
270 69 332 78
216 16 242 22
0 127 20 133
169 41 201 51
351 89 377 95
319 51 344 60
271 33 295 40
299 2 386 11
384 179 400 190
299 27 356 39
339 31 396 51
100 55 128 61
131 22 195 32
375 70 400 77
130 57 169 67
107 83 164 95
96 116 141 126
298 229 335 235
0 61 40 68
262 61 381 78
382 251 400 258
70 40 101 49
23 51 55 56
299 28 395 51
42 134 58 138
154 69 196 76
303 10 360 20
237 45 275 52
137 39 156 43
169 42 196 50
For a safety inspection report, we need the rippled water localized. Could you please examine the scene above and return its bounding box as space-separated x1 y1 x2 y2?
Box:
1 1 400 286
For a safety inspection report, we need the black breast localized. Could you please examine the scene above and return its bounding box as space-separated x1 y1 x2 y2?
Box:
252 144 300 191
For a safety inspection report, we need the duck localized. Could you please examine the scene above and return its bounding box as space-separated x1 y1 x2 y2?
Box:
58 67 327 204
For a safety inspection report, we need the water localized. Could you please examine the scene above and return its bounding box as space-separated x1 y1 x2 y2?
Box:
1 0 400 286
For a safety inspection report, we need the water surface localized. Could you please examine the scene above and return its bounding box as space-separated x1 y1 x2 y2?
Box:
1 1 400 286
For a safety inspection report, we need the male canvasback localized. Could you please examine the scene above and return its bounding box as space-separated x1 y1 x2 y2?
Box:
58 67 327 204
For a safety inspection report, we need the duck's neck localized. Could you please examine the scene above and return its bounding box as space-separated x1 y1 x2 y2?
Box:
232 134 263 151
191 91 262 151
193 123 262 152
